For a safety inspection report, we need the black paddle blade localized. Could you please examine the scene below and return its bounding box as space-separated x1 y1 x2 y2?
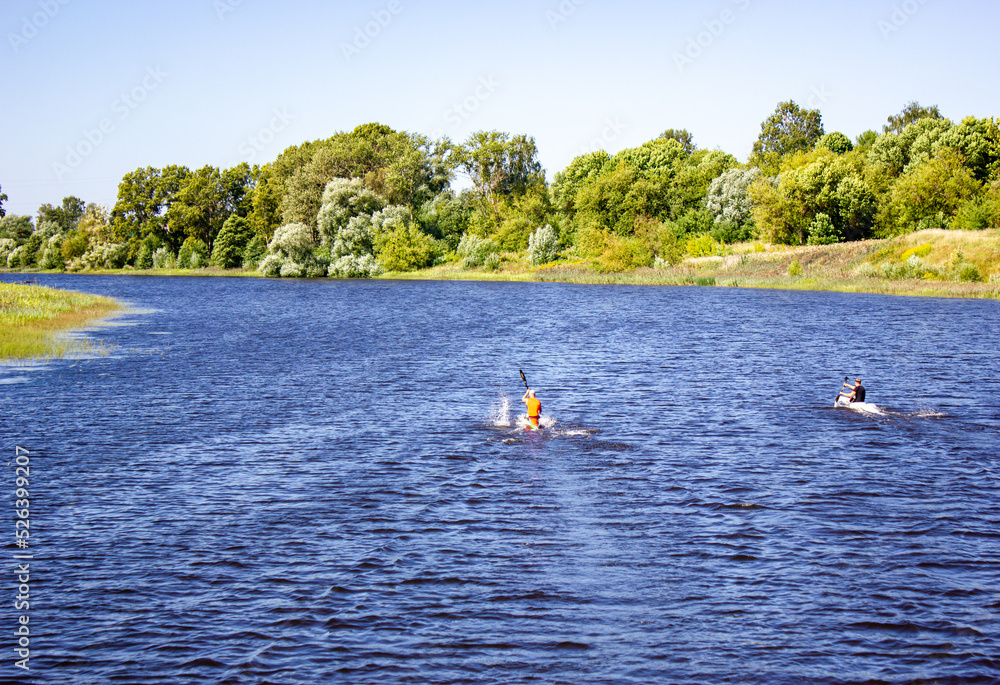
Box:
520 369 528 389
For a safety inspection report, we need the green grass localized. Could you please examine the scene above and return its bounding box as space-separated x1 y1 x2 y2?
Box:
0 283 120 360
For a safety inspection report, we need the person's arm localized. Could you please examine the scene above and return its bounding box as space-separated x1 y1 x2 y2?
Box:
522 389 530 403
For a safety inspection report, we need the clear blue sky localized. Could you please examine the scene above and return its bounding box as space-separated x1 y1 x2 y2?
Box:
2 0 999 218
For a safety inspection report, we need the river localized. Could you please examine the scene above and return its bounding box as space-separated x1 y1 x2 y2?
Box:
2 274 998 684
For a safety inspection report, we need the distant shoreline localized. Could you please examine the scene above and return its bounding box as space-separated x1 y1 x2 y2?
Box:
4 229 998 301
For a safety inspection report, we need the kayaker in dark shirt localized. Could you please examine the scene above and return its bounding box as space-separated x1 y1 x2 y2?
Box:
848 378 866 403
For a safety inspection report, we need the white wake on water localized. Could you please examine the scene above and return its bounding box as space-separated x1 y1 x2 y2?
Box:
487 395 513 427
835 397 883 414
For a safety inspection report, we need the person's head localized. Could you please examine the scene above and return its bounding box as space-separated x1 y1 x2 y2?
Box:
855 378 862 385
528 390 535 398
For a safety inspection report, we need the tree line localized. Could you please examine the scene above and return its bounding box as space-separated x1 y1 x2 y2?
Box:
2 102 998 275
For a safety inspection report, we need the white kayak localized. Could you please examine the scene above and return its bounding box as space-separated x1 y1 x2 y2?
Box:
835 396 882 413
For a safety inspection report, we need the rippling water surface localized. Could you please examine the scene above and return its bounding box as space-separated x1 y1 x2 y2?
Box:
2 274 999 684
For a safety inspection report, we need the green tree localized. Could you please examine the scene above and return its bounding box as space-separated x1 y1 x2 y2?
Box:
278 124 450 234
222 163 256 217
211 215 254 268
242 235 267 270
0 184 6 218
37 196 85 232
855 130 879 151
671 149 738 217
177 236 210 269
455 131 544 230
749 149 873 244
111 165 190 249
316 178 387 246
552 151 611 218
0 215 33 243
657 128 696 155
247 165 283 241
373 222 435 272
806 213 842 244
493 184 553 251
882 149 980 233
884 101 942 134
935 116 1000 181
166 165 228 251
749 100 825 174
816 132 854 154
416 191 470 248
706 167 760 229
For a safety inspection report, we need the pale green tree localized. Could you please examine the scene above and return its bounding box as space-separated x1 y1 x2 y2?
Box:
749 101 825 174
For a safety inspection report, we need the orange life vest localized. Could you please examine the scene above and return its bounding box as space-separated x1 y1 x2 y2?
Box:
525 398 541 418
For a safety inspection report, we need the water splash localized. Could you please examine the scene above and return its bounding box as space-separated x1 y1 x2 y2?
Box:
487 395 512 427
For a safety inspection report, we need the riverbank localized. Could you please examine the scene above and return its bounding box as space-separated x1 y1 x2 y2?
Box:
0 282 120 360
5 229 998 300
394 229 1000 299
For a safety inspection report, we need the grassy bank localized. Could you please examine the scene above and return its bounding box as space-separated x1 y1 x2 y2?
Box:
392 229 1000 299
0 282 120 360
7 229 998 300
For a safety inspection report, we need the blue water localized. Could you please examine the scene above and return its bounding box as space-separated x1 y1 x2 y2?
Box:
2 274 999 684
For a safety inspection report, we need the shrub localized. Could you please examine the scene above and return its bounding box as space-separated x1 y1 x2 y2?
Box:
212 215 254 268
706 167 760 228
267 223 314 263
177 237 209 269
956 262 982 282
710 220 754 244
152 247 176 269
259 223 325 277
852 262 880 278
70 242 128 271
686 233 720 257
950 196 995 231
527 224 560 265
483 252 501 271
881 254 940 280
38 235 66 270
61 231 89 263
457 233 499 268
241 235 266 270
575 226 653 272
257 254 283 278
328 254 382 278
373 223 435 272
806 213 842 245
7 245 26 269
788 259 803 276
0 238 17 266
279 261 307 278
135 242 154 270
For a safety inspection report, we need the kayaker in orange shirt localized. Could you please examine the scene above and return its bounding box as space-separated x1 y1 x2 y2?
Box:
522 388 541 429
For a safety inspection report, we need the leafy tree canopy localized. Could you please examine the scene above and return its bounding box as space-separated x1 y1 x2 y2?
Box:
750 100 824 174
816 132 854 154
884 101 942 135
37 196 85 233
455 131 544 229
657 129 696 155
